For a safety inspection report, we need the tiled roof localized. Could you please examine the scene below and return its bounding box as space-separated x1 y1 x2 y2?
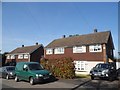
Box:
9 44 42 54
46 31 112 48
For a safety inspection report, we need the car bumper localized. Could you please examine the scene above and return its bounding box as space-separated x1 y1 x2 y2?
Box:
90 73 109 78
8 74 15 78
34 75 51 83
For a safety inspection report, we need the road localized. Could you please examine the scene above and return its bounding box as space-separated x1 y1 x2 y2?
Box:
1 78 77 89
74 79 120 90
1 77 120 90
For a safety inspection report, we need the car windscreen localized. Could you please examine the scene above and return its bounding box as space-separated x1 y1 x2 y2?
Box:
28 64 43 70
6 67 15 71
100 64 109 69
95 64 109 69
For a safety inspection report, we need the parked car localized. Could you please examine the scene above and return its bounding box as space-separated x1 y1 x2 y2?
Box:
0 67 2 78
15 62 52 85
0 66 15 79
90 63 118 81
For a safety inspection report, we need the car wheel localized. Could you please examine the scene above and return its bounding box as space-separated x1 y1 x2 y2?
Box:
30 77 34 85
15 76 19 82
108 77 113 81
6 75 9 80
91 75 94 80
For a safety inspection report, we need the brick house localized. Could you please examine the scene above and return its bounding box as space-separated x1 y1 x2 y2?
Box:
45 30 114 74
6 43 44 65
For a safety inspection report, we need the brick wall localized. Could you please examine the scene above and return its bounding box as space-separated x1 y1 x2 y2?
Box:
45 45 105 61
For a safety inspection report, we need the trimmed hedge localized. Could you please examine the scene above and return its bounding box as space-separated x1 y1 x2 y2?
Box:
40 57 75 79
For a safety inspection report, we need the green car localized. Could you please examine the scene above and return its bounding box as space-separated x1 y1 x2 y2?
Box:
15 62 52 85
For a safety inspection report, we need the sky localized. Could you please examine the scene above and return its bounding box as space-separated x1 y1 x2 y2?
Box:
2 2 119 57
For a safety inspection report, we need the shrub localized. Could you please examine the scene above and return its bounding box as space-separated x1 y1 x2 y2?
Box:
40 57 75 79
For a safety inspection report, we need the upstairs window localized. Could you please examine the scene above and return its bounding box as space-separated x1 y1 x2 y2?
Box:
7 55 10 59
24 54 29 59
18 54 23 59
54 47 64 54
11 55 15 59
73 46 86 53
89 44 102 52
46 48 53 55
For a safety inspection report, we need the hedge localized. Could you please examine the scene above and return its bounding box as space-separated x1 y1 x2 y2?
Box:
40 57 75 79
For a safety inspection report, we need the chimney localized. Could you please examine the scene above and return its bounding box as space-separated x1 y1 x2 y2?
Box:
94 28 98 33
36 42 38 45
62 35 66 38
22 45 24 47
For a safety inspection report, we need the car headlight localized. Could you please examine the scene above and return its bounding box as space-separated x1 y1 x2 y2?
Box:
49 73 52 75
39 74 43 77
102 69 109 75
10 72 13 75
36 74 43 77
36 74 39 77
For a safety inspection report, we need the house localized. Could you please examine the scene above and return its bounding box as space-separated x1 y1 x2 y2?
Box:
45 30 114 74
116 59 120 69
6 43 44 65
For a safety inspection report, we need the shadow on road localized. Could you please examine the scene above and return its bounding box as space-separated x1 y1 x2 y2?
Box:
71 80 91 90
71 78 120 90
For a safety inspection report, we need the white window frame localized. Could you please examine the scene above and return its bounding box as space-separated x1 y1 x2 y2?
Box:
46 48 53 55
54 47 64 54
18 54 23 59
7 55 10 59
24 54 29 59
89 44 102 52
11 55 15 59
73 46 86 53
74 61 86 71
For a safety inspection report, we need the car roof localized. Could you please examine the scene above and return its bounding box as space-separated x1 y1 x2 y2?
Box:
3 66 15 68
97 63 109 65
16 62 39 65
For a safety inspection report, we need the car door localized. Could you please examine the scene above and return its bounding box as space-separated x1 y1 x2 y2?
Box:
21 64 30 81
0 67 2 78
2 67 7 78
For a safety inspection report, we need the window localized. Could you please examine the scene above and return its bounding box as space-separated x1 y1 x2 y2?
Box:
46 48 53 55
18 54 23 59
89 44 102 52
7 55 10 59
11 55 15 59
54 47 64 54
74 61 86 71
73 46 86 53
24 54 29 59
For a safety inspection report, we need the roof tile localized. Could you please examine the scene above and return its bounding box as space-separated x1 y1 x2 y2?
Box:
46 31 110 48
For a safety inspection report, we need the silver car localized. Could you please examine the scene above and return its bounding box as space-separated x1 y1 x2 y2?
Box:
1 66 15 80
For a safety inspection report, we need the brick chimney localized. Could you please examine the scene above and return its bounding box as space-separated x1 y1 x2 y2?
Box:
22 45 24 47
62 35 66 38
94 29 98 33
36 42 38 45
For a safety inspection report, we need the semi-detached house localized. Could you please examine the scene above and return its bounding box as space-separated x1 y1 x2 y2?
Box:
6 43 44 65
45 30 115 74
